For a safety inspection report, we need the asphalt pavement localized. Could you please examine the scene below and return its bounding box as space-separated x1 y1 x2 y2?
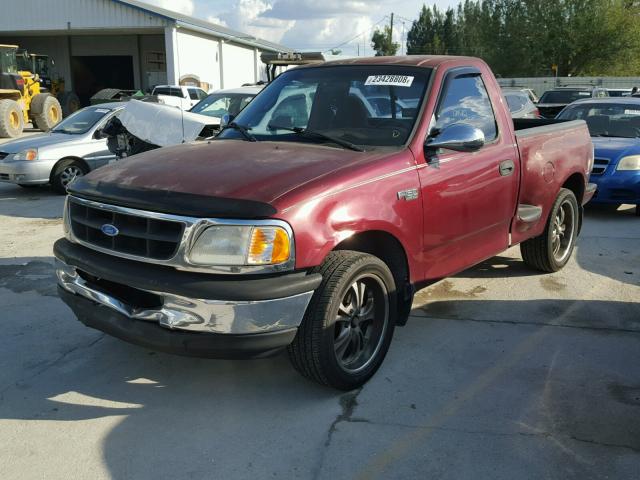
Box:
0 180 638 480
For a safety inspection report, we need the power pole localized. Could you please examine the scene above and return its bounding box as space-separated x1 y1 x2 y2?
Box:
389 12 394 49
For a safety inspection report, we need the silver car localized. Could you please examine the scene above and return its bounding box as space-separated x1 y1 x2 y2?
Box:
0 103 124 193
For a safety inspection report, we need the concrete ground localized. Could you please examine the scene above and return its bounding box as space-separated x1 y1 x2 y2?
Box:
0 181 638 480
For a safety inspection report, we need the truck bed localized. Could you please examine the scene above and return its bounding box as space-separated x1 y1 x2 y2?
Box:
511 119 593 245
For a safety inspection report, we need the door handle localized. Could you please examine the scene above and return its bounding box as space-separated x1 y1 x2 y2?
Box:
499 160 515 176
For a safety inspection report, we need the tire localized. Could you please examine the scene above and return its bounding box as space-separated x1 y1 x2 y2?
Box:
50 159 88 194
31 94 62 131
0 99 24 138
287 251 397 390
521 188 579 272
57 91 81 117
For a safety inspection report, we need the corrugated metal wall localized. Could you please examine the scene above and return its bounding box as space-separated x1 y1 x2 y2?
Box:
0 0 166 31
498 77 640 97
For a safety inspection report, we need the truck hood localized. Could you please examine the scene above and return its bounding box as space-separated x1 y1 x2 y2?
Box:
0 132 78 153
592 136 640 163
71 140 385 217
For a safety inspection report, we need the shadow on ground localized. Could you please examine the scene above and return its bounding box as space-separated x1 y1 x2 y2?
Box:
0 184 64 219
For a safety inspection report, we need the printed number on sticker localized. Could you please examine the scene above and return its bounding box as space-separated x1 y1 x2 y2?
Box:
365 75 414 87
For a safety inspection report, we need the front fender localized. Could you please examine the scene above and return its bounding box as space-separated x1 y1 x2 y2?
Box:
279 167 424 283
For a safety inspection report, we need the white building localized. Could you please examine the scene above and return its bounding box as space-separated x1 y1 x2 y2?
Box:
0 0 291 104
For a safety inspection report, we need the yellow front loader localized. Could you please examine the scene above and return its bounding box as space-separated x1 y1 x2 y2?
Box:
0 44 62 138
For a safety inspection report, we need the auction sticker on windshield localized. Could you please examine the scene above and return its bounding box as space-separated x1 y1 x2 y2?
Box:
365 75 414 87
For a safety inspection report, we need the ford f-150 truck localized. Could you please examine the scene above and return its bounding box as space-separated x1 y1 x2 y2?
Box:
54 56 596 390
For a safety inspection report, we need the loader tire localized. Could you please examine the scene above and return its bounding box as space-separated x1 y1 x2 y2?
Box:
0 99 24 138
58 91 80 117
32 94 62 131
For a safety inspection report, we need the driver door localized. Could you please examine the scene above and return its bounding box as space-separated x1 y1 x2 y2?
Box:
415 68 519 279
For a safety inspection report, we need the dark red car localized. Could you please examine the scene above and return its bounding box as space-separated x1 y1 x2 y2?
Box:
54 56 595 389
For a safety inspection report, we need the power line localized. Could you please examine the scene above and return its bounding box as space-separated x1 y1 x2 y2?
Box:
323 15 389 53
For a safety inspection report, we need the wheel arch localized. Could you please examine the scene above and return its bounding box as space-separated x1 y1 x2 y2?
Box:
49 156 90 183
332 230 413 326
561 171 586 233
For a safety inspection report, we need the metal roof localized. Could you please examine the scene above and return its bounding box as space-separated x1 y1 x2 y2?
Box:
114 0 291 53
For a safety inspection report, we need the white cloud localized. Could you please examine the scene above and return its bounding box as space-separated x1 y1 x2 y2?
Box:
207 15 228 28
144 0 195 16
218 0 294 43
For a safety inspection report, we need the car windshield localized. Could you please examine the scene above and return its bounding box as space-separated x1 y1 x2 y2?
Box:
154 87 184 98
539 90 592 103
558 102 640 138
217 65 431 148
190 93 256 118
52 106 113 134
504 92 528 112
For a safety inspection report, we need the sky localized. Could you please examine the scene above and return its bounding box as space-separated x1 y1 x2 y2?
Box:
145 0 459 54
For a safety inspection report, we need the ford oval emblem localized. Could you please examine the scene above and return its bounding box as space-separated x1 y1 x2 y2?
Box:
101 224 119 237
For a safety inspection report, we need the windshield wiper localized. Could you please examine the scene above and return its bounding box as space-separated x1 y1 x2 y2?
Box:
267 124 364 152
219 122 257 142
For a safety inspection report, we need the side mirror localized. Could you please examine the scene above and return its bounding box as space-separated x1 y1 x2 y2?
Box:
425 123 485 153
220 114 235 127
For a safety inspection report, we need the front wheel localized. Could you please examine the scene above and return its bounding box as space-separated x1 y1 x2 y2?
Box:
521 188 579 272
51 159 87 194
287 251 397 390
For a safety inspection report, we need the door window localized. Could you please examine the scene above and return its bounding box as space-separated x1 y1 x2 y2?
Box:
434 74 498 140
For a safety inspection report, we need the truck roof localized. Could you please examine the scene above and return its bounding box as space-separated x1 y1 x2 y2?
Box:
298 55 484 69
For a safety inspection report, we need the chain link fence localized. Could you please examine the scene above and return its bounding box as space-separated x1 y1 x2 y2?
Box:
497 77 640 97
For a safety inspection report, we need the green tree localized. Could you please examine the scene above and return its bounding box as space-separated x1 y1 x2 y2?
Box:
404 0 640 76
371 25 400 56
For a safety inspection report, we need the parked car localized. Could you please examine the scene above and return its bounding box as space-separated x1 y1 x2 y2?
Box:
502 88 540 118
0 103 124 193
101 86 263 159
537 87 609 118
501 86 538 104
607 88 632 98
190 86 263 119
557 97 640 215
151 85 208 110
54 56 595 390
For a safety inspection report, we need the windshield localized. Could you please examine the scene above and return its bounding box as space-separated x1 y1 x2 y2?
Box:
218 65 431 148
190 93 256 118
558 103 640 138
539 90 592 104
154 87 184 98
0 48 17 74
52 106 114 134
504 92 528 112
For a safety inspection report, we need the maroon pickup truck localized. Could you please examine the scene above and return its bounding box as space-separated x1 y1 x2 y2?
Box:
54 56 595 390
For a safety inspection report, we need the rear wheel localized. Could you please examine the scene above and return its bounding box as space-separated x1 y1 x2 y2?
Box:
31 94 62 131
287 251 396 390
521 188 579 272
51 159 87 194
57 91 81 117
0 99 24 138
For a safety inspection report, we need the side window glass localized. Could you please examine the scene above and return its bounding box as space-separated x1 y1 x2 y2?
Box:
435 74 497 141
188 89 199 100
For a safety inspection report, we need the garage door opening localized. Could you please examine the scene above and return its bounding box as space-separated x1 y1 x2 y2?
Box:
71 56 134 106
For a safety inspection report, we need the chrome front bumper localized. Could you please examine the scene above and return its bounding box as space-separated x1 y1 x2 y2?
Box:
55 258 314 335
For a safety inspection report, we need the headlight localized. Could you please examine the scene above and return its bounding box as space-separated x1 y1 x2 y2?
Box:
617 155 640 171
189 225 292 267
13 149 38 161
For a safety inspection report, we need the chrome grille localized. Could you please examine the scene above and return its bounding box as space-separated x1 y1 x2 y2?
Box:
591 158 610 175
68 198 184 260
